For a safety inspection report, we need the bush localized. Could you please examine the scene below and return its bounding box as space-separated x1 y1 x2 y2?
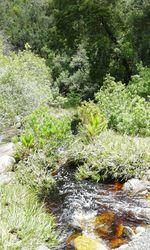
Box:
50 44 92 100
14 107 73 191
0 40 53 129
95 74 150 136
22 107 72 150
74 101 107 140
68 130 150 182
128 65 150 99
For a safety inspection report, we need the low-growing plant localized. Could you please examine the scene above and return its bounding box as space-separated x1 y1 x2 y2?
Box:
21 133 34 148
0 182 57 249
15 151 56 194
75 101 107 140
68 130 150 181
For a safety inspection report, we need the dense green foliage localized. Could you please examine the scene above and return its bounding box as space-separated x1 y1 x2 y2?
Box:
96 73 150 136
75 101 107 140
0 0 150 231
0 0 149 99
3 2 150 247
14 107 72 192
128 65 150 99
0 40 53 129
69 130 150 181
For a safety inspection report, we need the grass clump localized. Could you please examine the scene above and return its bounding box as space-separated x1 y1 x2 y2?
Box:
0 182 57 250
68 130 150 182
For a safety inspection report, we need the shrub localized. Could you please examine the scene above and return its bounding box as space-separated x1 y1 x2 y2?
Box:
15 150 56 194
128 65 150 99
95 74 150 136
14 107 73 191
22 107 72 150
75 101 107 140
50 44 92 100
0 40 53 130
68 130 150 182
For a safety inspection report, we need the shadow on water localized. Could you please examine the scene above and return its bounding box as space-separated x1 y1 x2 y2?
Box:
42 164 150 249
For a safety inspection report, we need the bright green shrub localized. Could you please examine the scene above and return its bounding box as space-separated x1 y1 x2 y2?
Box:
23 107 71 149
16 107 72 168
128 65 150 99
96 74 150 136
75 101 107 140
0 41 53 129
14 107 72 192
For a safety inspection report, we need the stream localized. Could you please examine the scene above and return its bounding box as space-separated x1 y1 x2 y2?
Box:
45 165 150 249
1 129 149 249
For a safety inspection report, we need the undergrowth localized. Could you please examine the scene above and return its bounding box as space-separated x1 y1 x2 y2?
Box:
0 182 57 250
68 130 150 181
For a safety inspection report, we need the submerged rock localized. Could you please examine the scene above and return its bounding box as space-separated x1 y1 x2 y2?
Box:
74 235 107 250
138 208 150 221
123 178 147 195
123 226 135 239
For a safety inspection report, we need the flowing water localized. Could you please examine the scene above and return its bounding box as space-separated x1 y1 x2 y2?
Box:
45 165 150 249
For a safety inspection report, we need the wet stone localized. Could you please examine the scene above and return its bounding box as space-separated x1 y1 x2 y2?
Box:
123 226 135 239
74 235 108 250
116 228 150 250
135 226 145 235
123 178 147 195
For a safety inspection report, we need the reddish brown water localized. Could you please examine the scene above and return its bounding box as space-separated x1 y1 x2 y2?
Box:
45 167 150 250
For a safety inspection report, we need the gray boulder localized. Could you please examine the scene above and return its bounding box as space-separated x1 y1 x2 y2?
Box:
0 155 15 173
123 178 147 195
0 143 14 157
